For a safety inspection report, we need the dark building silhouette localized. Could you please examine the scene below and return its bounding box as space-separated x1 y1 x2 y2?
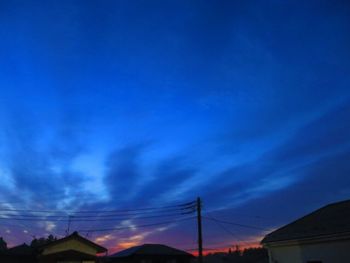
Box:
106 244 194 263
0 231 107 263
262 199 350 263
0 243 37 263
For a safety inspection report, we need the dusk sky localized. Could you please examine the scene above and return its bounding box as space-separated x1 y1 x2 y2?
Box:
1 0 350 254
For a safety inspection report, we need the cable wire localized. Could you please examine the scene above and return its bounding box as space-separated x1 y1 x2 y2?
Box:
203 216 268 231
77 216 196 233
0 201 196 214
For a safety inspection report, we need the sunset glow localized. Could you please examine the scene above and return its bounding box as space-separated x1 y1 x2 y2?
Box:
0 0 349 256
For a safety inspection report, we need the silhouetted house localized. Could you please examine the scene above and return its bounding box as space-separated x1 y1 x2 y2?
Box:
107 244 194 263
0 243 36 263
261 199 350 263
38 231 107 263
0 231 107 263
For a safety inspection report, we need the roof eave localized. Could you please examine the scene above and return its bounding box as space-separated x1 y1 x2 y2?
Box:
262 231 350 247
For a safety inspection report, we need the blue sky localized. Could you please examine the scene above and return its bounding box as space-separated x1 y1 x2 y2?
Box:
0 0 350 252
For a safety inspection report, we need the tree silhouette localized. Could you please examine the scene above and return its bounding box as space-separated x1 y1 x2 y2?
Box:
204 247 268 263
30 234 57 247
0 237 7 251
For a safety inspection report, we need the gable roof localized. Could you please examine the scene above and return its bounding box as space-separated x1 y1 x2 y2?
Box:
6 243 36 256
262 199 350 244
41 231 107 253
109 244 193 258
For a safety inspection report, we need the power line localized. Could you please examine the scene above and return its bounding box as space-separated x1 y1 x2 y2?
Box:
0 201 197 239
203 216 268 231
185 247 228 252
0 201 196 214
204 214 251 247
0 211 195 222
0 209 195 219
205 208 269 220
76 216 196 233
0 203 196 221
185 241 262 252
0 207 196 217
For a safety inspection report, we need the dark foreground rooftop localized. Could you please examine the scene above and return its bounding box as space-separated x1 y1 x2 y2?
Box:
109 244 194 258
262 199 350 244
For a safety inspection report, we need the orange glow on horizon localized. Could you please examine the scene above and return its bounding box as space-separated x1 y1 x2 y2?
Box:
103 235 263 256
108 241 141 254
190 242 261 256
107 242 261 256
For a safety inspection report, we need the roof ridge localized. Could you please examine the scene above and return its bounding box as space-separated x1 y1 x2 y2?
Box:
39 231 107 253
262 199 350 244
109 244 194 258
322 199 350 208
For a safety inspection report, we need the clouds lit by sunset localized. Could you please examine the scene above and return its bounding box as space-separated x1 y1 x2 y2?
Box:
0 0 350 254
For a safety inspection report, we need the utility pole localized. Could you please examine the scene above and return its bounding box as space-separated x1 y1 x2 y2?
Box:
197 197 203 263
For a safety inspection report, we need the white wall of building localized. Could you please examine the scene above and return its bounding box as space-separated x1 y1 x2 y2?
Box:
267 239 350 263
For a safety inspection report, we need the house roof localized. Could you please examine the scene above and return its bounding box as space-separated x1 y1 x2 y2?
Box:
261 199 350 244
40 231 107 253
6 243 36 256
40 249 97 260
109 244 194 258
